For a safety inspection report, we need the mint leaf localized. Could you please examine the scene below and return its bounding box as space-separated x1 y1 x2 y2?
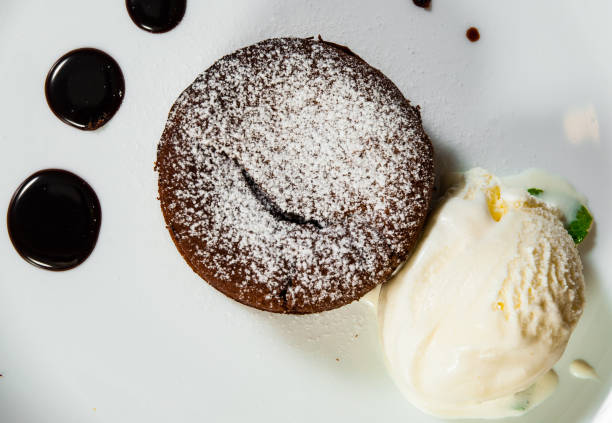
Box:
527 188 543 196
512 385 534 411
567 205 593 244
512 400 529 412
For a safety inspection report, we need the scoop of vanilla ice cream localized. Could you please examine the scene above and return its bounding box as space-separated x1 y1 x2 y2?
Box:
378 168 585 419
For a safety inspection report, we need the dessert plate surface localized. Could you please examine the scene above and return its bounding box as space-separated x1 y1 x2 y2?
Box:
0 0 610 422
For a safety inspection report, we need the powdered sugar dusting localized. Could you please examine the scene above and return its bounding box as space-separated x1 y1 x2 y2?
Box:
157 38 434 313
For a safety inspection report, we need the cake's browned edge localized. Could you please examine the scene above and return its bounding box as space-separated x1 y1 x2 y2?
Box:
156 95 293 314
315 36 436 287
155 36 435 314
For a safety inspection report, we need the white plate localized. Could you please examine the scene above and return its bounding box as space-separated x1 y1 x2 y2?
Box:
0 1 610 422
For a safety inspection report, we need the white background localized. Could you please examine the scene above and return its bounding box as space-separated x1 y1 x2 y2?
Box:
0 1 610 422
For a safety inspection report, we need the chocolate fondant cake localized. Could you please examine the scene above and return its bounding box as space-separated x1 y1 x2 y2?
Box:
156 37 434 313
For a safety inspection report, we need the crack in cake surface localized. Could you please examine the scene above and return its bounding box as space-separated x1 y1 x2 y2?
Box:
238 160 324 229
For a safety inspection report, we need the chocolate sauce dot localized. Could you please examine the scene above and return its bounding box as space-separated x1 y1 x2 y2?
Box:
126 0 186 33
466 27 480 42
45 48 124 130
412 0 431 9
7 170 101 271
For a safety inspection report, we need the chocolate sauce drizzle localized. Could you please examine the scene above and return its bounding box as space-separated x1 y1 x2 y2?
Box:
7 169 101 271
126 0 186 33
45 48 124 130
